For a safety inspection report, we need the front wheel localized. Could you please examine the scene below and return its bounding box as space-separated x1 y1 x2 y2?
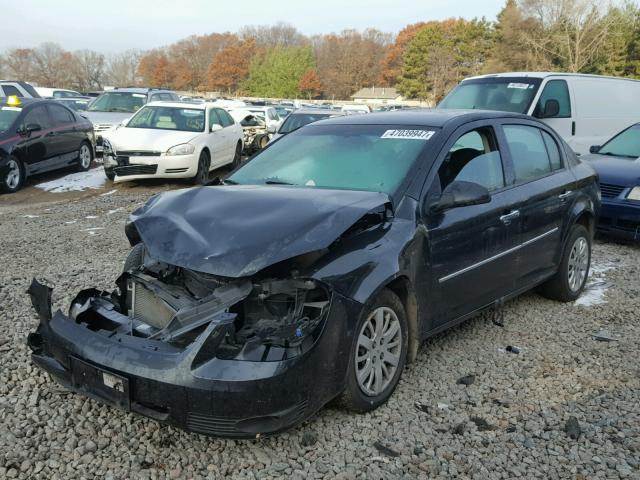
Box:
77 142 93 171
1 157 25 193
339 289 408 412
539 224 591 302
192 150 210 185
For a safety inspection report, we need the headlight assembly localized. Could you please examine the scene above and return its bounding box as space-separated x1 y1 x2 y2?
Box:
166 143 195 156
627 186 640 201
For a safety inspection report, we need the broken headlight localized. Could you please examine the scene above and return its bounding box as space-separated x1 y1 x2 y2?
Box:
215 278 331 362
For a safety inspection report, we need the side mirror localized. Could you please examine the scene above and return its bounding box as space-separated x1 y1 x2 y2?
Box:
541 99 560 118
589 145 601 154
210 124 222 132
430 180 491 213
267 124 276 134
19 123 42 136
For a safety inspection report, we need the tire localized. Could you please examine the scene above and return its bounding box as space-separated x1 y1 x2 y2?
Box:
123 243 145 272
77 142 93 172
192 150 210 185
539 224 591 302
232 141 242 168
104 167 115 181
0 156 25 194
339 289 408 412
257 134 269 150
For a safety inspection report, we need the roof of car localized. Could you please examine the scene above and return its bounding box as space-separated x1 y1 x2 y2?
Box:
311 109 530 128
145 101 207 110
0 97 51 107
105 87 175 94
466 72 640 83
291 108 344 115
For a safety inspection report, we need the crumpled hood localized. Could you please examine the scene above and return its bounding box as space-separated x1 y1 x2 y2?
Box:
128 185 391 278
105 127 198 153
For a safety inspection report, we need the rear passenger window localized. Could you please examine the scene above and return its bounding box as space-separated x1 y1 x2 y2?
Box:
534 80 571 118
438 127 505 192
217 109 234 127
542 131 562 170
48 105 75 125
504 125 553 182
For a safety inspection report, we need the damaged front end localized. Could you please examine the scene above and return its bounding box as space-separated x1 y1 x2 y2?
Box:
26 259 350 436
27 185 393 437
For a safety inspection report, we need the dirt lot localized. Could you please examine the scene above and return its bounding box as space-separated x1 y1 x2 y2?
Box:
0 166 639 479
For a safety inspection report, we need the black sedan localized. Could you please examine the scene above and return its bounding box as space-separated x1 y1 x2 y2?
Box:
27 110 599 437
0 97 95 193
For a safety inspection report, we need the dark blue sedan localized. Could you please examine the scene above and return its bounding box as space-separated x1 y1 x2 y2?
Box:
583 124 640 240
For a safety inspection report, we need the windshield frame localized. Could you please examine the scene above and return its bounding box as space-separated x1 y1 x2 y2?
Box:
126 105 206 133
598 124 640 159
229 123 440 201
87 91 148 113
438 77 543 114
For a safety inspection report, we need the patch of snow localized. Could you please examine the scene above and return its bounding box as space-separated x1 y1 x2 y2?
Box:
100 189 117 196
107 207 124 215
22 214 39 218
64 220 77 224
82 227 104 232
575 260 618 307
35 168 106 193
85 215 98 219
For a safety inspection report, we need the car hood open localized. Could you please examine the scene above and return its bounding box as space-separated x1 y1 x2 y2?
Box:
128 185 391 278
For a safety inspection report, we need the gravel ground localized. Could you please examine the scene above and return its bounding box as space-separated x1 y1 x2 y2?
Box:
0 176 639 480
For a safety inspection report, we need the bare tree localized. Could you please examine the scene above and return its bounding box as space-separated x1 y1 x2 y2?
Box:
240 22 307 47
3 48 36 81
105 49 141 87
71 50 106 91
520 0 619 72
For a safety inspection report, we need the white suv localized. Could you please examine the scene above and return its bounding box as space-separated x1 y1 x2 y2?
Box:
0 81 40 98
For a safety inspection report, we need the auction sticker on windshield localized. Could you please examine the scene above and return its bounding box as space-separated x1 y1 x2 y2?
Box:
507 82 534 89
381 129 435 140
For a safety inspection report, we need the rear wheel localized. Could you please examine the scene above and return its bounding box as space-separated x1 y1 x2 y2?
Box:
1 157 25 193
339 289 408 412
257 135 269 150
77 142 93 171
539 224 591 302
104 167 115 181
192 150 210 185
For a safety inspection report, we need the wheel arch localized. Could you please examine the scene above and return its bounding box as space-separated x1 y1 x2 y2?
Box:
380 275 419 364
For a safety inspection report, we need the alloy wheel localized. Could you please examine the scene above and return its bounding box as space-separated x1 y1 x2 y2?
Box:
356 306 402 396
5 159 20 189
568 236 589 292
79 144 92 169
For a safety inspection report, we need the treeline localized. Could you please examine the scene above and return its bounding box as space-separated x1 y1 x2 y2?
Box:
1 0 639 101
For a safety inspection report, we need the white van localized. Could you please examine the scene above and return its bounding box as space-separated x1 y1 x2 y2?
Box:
34 87 83 98
438 72 640 155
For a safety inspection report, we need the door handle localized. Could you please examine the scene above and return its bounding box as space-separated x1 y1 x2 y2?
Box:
558 190 573 201
500 210 520 224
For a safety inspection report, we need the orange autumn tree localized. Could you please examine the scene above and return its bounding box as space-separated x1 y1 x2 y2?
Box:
379 22 429 86
137 50 175 87
207 38 257 94
298 68 322 99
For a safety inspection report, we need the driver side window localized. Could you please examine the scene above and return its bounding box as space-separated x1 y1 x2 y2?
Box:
438 127 505 192
209 109 222 130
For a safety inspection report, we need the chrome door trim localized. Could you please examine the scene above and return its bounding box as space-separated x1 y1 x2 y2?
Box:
438 227 559 283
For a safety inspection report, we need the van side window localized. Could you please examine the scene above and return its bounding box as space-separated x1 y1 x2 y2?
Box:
2 85 22 97
438 127 505 192
504 125 554 182
542 131 562 170
535 80 571 118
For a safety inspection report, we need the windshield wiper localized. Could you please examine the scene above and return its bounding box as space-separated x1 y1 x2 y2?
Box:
600 151 637 159
264 178 295 185
223 179 238 185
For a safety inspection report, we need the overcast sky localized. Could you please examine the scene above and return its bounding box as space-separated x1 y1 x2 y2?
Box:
1 0 505 53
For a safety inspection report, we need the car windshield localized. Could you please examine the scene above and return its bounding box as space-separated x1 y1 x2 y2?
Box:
438 78 541 113
229 124 437 195
127 106 205 132
598 125 640 158
248 109 266 119
278 113 335 134
0 107 21 133
88 92 147 113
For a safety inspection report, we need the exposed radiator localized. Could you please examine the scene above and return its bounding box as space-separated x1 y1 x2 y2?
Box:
131 282 175 330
